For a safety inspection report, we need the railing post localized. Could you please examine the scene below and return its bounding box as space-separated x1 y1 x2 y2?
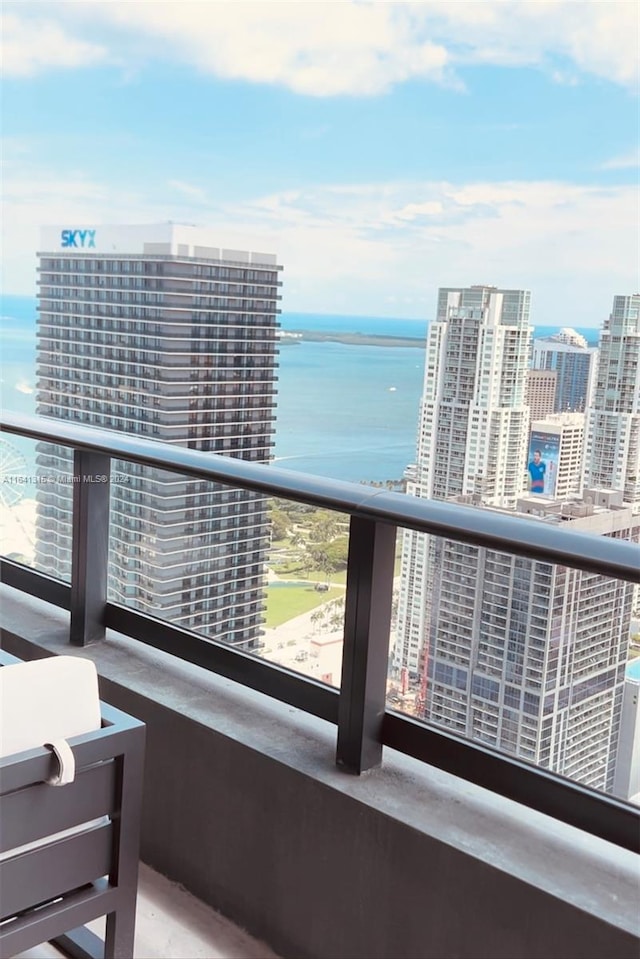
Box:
336 516 396 774
70 450 111 645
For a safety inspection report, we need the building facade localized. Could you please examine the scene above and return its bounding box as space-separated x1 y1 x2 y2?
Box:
613 665 640 803
532 328 597 414
394 286 532 676
584 295 640 510
34 224 282 649
525 369 557 420
527 412 585 500
424 492 638 793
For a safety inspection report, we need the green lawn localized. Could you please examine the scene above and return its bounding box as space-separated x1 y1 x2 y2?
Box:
269 554 401 588
265 584 344 628
267 544 402 591
270 559 347 584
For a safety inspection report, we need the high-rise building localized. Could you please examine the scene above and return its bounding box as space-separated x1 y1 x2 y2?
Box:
34 224 282 649
527 412 585 500
394 286 532 676
584 295 640 509
526 369 557 419
424 491 638 793
613 664 640 803
532 328 597 414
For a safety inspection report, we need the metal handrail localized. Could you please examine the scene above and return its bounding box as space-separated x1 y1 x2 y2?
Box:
1 409 639 853
3 411 638 582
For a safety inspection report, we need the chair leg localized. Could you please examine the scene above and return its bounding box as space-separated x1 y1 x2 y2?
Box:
52 926 105 959
104 904 137 959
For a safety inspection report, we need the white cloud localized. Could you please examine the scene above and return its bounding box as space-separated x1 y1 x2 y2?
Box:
394 201 444 221
168 180 208 201
600 148 640 170
70 0 450 96
3 143 636 325
424 0 639 87
5 0 638 93
281 178 637 320
550 70 579 87
1 12 108 77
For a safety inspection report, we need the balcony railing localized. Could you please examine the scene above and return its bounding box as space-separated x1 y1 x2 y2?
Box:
2 410 639 855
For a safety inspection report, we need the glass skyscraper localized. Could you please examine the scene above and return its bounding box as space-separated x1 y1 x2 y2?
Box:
532 329 597 414
34 224 282 649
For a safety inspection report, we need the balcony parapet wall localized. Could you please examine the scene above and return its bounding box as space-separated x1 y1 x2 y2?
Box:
2 587 638 959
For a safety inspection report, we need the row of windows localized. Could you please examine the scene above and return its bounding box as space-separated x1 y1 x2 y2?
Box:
40 258 280 284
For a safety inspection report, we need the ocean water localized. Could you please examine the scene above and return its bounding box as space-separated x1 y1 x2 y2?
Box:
274 340 424 479
0 294 600 483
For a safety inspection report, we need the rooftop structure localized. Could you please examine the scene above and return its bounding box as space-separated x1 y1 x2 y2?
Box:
540 327 589 348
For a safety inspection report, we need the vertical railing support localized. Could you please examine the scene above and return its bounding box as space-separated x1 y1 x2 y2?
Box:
336 516 397 774
70 450 111 645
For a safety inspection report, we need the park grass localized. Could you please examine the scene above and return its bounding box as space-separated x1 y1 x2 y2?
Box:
265 583 344 628
271 563 348 586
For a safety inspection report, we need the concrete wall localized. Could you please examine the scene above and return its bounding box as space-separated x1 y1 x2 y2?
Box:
2 586 639 959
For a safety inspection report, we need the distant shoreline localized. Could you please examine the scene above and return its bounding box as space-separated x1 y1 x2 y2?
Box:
283 330 425 348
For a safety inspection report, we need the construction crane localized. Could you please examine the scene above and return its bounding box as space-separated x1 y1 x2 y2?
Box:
415 640 430 718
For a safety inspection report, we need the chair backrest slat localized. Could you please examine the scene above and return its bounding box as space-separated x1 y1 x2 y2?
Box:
0 821 113 921
0 759 116 854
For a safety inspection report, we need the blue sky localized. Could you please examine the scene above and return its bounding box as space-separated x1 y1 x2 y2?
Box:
2 1 638 326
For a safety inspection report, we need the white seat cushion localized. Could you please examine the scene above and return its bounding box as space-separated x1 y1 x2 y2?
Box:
0 656 101 758
0 656 105 865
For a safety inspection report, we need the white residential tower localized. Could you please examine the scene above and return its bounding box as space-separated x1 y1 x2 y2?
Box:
584 295 640 510
394 286 532 676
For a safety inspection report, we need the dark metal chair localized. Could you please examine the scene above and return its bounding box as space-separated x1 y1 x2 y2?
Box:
0 650 145 959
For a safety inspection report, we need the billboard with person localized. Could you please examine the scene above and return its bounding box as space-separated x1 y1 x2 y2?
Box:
527 430 560 497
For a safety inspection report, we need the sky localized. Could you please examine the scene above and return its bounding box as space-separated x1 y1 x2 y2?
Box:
1 0 639 326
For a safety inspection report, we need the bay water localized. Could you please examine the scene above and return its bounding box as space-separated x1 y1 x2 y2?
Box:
1 295 599 484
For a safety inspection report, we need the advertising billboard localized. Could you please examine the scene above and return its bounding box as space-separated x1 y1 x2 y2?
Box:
527 430 560 497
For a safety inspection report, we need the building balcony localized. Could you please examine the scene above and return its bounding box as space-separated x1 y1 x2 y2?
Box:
1 411 639 959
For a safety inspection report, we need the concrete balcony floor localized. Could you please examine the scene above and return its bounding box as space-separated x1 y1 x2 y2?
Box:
14 862 279 959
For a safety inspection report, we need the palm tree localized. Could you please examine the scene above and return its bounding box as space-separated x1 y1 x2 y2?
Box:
290 528 311 578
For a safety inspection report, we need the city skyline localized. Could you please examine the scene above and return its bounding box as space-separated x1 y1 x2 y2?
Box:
2 238 639 791
392 284 639 793
0 12 638 942
2 1 638 324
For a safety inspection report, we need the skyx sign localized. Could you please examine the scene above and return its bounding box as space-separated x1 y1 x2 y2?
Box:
61 229 96 248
